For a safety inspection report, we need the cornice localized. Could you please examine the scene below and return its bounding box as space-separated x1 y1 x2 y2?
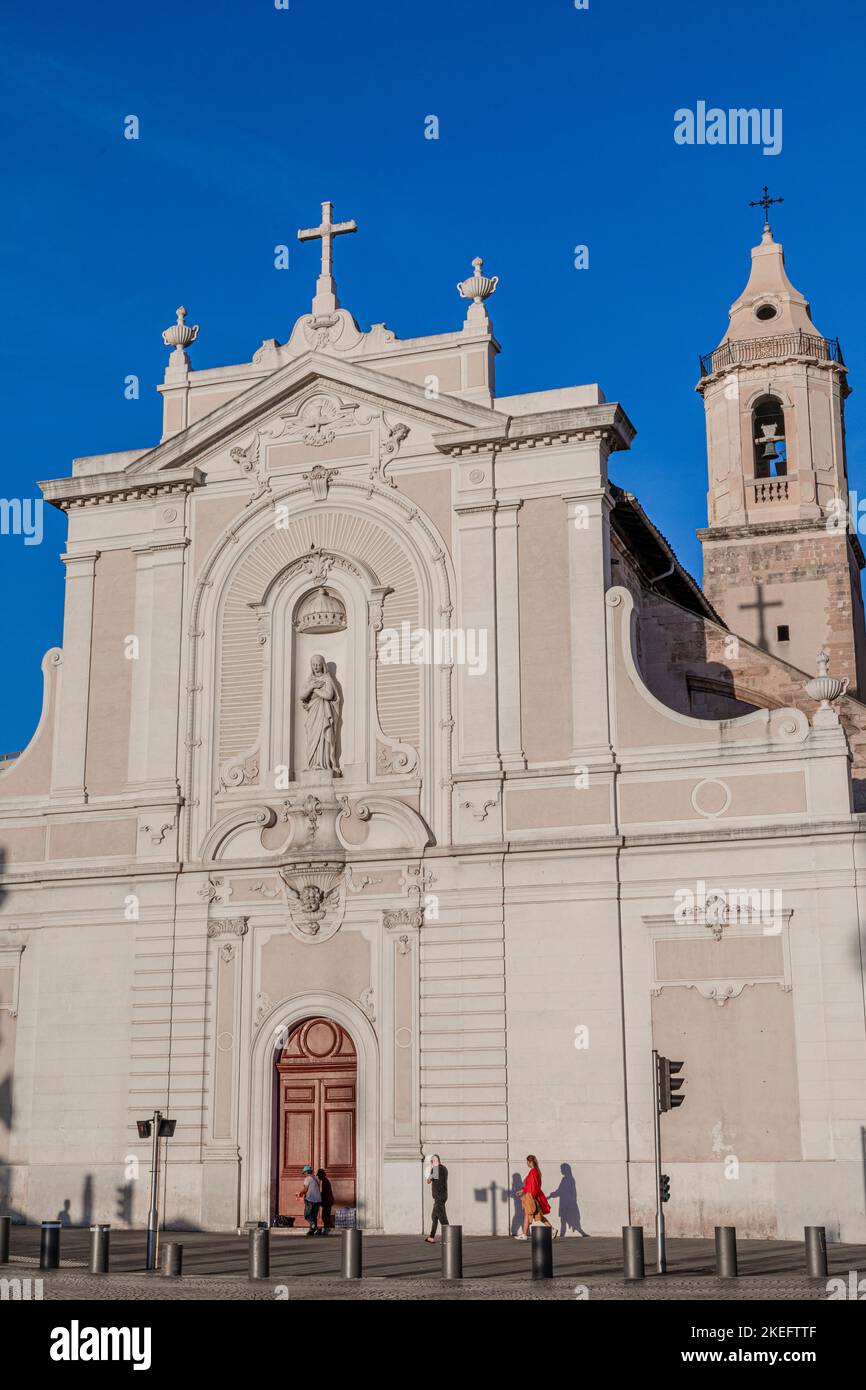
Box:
40 466 204 513
433 403 636 458
699 517 866 569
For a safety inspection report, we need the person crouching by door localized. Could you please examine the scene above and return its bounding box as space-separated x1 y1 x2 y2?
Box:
515 1155 556 1239
297 1165 323 1236
424 1153 449 1244
316 1168 334 1233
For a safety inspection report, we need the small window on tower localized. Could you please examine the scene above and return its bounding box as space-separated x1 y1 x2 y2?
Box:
753 396 788 479
777 625 790 642
755 303 778 321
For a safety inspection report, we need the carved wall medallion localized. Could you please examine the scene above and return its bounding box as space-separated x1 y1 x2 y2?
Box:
280 861 346 942
277 393 359 446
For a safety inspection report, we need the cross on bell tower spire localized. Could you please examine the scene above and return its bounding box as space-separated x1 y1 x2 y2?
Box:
749 184 783 236
297 199 358 316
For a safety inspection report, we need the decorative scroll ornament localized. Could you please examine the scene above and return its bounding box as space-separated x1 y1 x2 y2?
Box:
456 256 499 304
230 431 271 505
140 818 174 846
197 876 233 905
301 545 336 583
372 415 410 486
461 797 499 822
219 752 260 791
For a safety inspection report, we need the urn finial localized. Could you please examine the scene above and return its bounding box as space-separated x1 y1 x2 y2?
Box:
805 649 849 723
162 306 199 364
457 257 499 304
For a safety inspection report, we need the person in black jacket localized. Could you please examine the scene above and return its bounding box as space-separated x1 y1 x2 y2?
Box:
424 1153 449 1243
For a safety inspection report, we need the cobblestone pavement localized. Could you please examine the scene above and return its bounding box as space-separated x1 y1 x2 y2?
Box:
1 1269 857 1301
3 1231 865 1300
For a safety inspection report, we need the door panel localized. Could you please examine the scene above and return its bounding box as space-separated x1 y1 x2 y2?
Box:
276 1018 357 1221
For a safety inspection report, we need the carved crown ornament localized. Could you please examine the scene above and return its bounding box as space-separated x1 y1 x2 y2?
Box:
294 586 347 634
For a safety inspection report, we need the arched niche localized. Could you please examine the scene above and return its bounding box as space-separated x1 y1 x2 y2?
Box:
184 480 456 861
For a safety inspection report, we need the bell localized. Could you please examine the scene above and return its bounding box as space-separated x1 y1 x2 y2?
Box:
761 440 778 460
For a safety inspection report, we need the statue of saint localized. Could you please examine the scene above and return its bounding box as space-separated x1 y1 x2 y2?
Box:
299 654 341 775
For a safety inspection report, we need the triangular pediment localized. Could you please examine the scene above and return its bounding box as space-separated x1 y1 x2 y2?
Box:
126 351 502 477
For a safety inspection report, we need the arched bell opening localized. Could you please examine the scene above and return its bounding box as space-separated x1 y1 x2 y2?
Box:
752 395 787 478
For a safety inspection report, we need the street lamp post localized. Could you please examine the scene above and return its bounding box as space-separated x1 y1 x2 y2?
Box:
137 1110 177 1271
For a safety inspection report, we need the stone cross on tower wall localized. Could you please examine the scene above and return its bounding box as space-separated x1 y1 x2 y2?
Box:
297 199 358 316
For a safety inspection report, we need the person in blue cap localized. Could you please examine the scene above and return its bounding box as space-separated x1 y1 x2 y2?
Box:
296 1164 323 1236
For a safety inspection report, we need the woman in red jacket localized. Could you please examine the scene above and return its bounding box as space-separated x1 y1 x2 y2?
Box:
515 1155 556 1239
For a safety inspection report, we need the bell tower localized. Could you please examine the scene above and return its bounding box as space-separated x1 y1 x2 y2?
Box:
696 193 866 693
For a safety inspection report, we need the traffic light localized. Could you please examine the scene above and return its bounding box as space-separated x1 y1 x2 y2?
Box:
660 1173 671 1203
657 1055 685 1112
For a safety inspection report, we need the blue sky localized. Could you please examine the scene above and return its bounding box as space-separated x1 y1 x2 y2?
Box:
2 0 864 748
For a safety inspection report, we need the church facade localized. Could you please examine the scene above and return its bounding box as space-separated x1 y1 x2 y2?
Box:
1 203 865 1239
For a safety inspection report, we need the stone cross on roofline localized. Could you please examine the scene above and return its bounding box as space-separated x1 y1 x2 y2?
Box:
297 199 358 317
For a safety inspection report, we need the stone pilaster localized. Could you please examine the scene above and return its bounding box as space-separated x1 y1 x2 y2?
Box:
126 541 189 797
565 489 615 765
494 500 526 770
50 551 99 804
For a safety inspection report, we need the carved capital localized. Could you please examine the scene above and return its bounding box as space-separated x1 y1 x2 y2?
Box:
207 917 249 939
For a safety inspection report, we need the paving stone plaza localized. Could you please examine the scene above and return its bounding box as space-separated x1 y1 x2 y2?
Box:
4 1230 866 1301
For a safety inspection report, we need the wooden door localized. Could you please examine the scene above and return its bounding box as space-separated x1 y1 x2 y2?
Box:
276 1018 357 1222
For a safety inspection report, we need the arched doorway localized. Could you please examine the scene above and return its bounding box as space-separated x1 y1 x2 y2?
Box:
275 1017 357 1224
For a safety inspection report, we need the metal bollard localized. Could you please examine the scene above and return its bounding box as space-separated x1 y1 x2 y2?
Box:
161 1242 183 1277
89 1224 110 1275
622 1225 645 1281
442 1225 463 1279
0 1216 10 1264
714 1225 738 1278
40 1221 61 1271
530 1223 553 1279
249 1226 270 1280
341 1227 362 1279
804 1226 828 1278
